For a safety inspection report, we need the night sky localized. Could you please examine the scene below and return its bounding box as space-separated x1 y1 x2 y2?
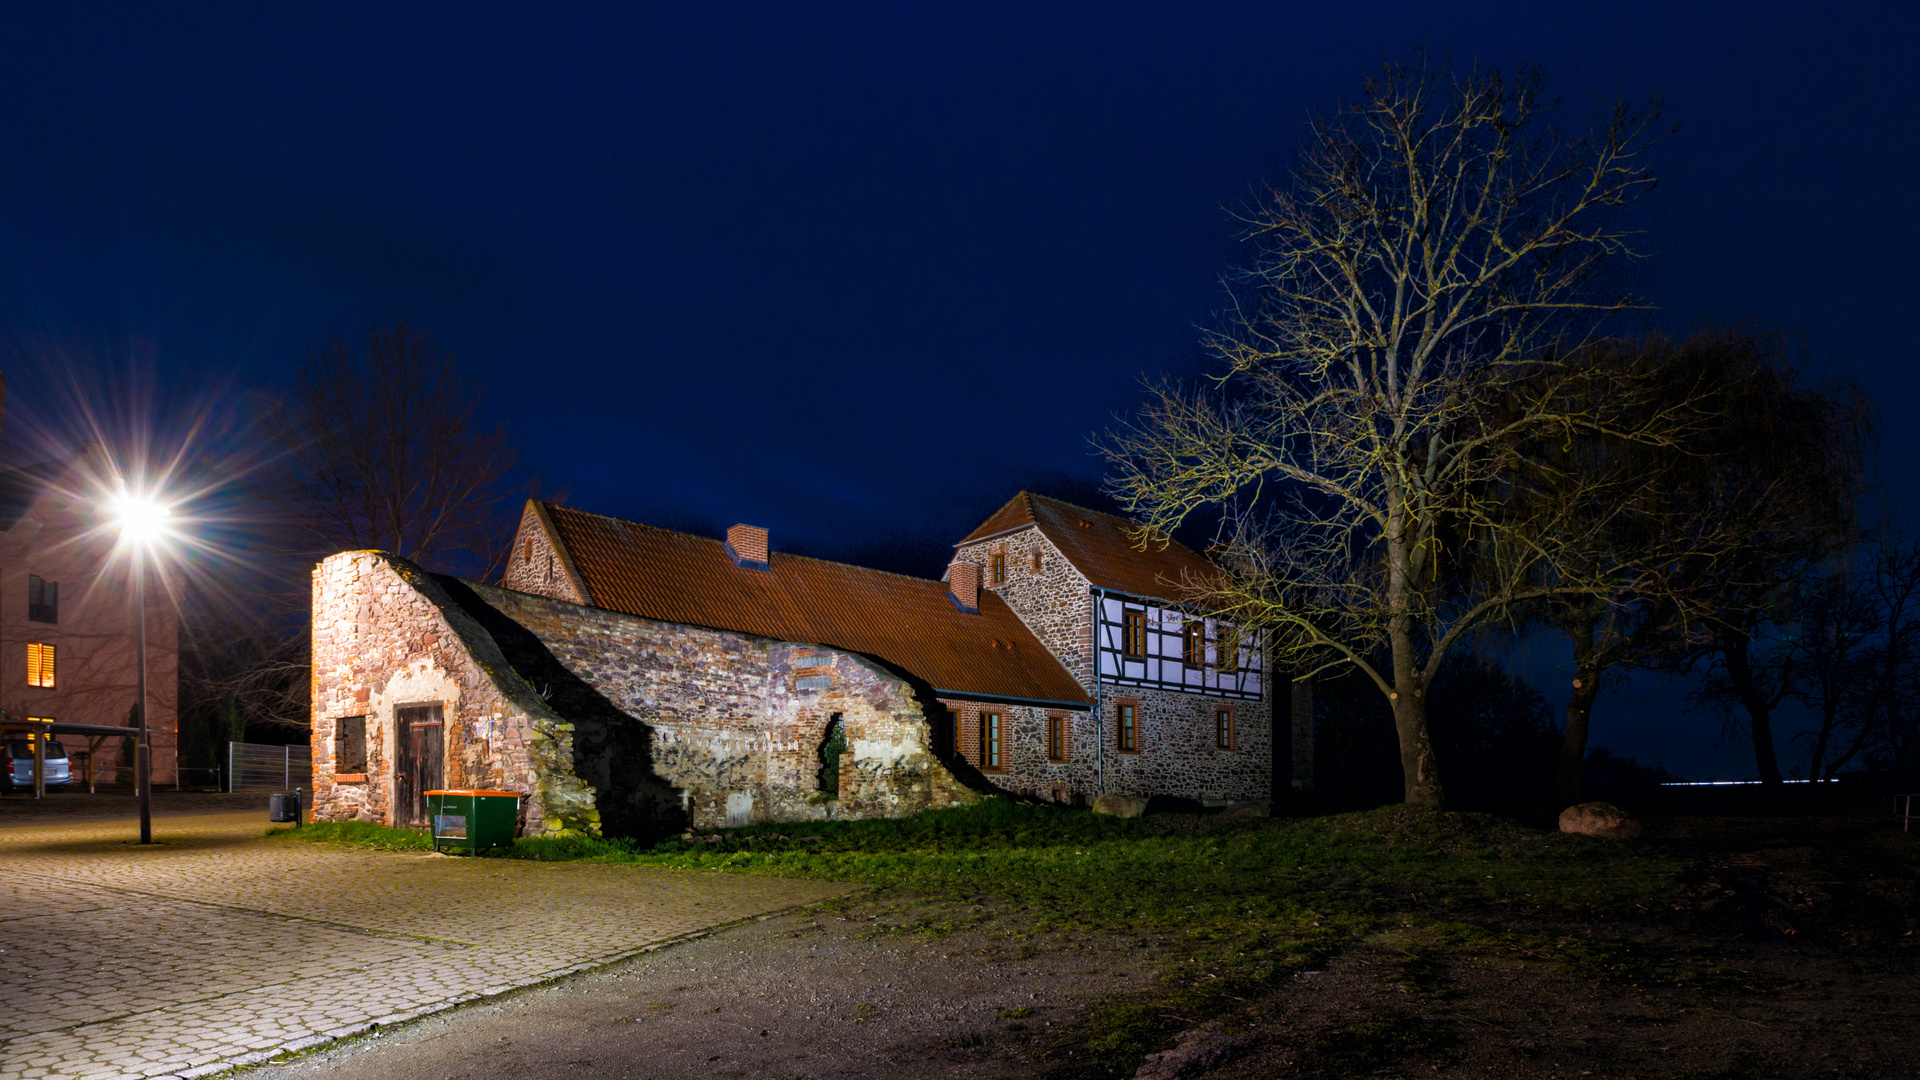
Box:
1 3 1913 779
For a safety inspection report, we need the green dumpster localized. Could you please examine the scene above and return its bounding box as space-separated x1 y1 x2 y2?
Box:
426 789 521 855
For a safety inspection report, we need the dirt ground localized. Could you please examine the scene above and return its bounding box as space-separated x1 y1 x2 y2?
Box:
244 883 1918 1080
245 896 1160 1080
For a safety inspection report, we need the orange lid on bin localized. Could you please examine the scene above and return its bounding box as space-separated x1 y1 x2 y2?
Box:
424 789 522 798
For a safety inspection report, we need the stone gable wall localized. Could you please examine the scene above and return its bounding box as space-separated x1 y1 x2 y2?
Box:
499 503 586 604
309 552 600 836
955 526 1094 685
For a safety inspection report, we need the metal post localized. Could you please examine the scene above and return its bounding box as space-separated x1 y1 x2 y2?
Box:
136 557 152 845
32 724 44 799
1091 589 1104 797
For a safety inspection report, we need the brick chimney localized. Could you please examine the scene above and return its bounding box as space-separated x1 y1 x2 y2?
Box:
725 523 770 570
947 561 980 613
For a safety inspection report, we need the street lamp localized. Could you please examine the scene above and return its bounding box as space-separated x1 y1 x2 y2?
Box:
110 492 170 845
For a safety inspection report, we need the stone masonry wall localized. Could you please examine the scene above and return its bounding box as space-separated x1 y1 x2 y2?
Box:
309 552 600 836
435 583 979 832
1096 687 1271 802
944 698 1095 805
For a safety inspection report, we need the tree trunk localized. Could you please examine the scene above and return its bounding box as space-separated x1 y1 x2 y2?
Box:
1386 501 1444 808
1556 614 1602 808
1721 633 1784 786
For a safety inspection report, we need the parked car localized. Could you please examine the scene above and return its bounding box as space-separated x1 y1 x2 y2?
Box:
6 738 71 789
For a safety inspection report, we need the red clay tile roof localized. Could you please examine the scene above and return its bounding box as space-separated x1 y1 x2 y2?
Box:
959 491 1225 606
538 503 1091 708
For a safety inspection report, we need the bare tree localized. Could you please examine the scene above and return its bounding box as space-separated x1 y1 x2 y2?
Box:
1104 56 1665 806
184 320 520 734
1496 331 1853 805
260 319 517 572
1666 341 1867 786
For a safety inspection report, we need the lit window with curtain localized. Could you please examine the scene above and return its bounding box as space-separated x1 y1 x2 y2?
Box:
26 643 55 689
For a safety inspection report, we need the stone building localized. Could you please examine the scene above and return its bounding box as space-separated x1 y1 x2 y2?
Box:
948 492 1275 805
0 443 180 784
309 493 1289 837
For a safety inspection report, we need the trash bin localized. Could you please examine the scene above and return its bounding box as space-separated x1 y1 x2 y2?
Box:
268 791 300 823
425 789 521 855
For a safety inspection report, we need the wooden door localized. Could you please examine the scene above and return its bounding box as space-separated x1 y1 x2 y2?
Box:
394 705 445 826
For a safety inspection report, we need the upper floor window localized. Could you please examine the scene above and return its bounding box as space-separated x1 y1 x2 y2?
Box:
1116 703 1138 751
990 552 1007 585
26 642 55 689
1029 549 1042 573
982 712 1003 769
27 576 57 623
1218 628 1240 672
1122 610 1146 658
1183 620 1205 665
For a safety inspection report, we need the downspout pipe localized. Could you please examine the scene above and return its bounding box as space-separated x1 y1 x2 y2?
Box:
1091 588 1104 796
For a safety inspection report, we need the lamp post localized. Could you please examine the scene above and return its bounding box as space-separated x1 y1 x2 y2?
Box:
110 494 168 845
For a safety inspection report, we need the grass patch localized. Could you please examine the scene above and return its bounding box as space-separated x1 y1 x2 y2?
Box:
269 800 1915 1078
267 820 433 851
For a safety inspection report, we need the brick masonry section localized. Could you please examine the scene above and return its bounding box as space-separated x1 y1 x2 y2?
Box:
311 551 978 837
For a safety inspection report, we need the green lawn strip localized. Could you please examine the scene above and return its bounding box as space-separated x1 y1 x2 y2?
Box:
271 801 1696 1076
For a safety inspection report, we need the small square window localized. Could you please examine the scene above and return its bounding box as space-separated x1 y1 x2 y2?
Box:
25 643 55 689
1029 549 1042 573
335 715 369 774
27 576 57 623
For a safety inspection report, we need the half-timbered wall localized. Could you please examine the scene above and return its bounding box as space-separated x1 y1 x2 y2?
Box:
1093 594 1263 700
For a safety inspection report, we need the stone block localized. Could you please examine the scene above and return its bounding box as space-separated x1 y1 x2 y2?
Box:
1558 801 1641 839
1092 794 1148 818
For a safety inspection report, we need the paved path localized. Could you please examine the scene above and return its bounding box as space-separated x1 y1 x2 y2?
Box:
0 813 855 1080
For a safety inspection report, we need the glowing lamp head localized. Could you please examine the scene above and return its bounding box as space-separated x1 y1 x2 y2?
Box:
111 494 172 547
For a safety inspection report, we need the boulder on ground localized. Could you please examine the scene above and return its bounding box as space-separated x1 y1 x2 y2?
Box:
1218 800 1271 819
1092 794 1149 818
1559 801 1642 839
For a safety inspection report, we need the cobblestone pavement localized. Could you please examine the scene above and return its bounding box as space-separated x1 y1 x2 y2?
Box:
0 812 855 1080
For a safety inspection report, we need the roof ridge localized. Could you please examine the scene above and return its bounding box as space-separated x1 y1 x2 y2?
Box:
543 500 952 588
1025 490 1138 526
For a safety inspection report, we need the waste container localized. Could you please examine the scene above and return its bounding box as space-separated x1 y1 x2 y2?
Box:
425 789 521 855
268 791 301 823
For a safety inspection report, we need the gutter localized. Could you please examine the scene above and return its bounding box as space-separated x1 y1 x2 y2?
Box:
929 690 1092 712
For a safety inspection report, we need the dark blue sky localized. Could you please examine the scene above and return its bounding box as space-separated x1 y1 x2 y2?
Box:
1 2 1913 778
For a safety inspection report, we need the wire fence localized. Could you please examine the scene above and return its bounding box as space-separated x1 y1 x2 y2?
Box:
227 742 312 791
